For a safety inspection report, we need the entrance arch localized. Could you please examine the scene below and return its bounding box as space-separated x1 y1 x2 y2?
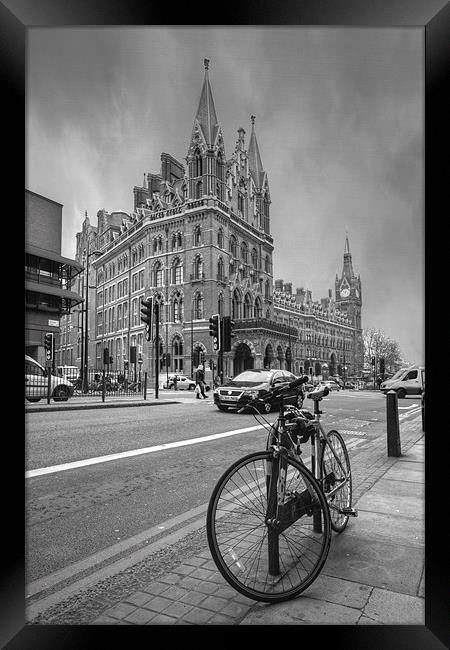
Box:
233 343 254 375
329 353 337 376
263 343 274 369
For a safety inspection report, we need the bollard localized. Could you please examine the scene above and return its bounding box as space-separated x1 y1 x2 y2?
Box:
386 390 401 456
143 372 147 400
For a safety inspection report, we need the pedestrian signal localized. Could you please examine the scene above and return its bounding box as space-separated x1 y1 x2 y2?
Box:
209 314 221 352
141 297 153 341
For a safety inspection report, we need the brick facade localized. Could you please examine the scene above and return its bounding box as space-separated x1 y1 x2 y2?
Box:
58 60 363 382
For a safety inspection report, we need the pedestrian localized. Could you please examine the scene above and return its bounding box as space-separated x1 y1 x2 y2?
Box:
195 364 208 399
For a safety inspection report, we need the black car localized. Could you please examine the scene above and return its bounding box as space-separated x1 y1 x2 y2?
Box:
213 369 305 413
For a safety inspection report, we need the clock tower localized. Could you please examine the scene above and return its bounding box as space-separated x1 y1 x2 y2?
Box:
335 234 362 329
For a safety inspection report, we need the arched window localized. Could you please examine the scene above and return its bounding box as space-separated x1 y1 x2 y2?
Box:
265 279 270 299
173 258 183 284
154 261 163 287
196 181 202 199
230 235 237 258
217 228 224 249
217 152 225 201
194 256 203 280
172 337 184 372
243 293 253 319
194 294 203 319
251 248 258 269
194 149 202 177
232 289 241 320
172 291 183 322
217 257 224 281
255 296 263 319
265 255 270 273
241 241 248 263
153 237 163 254
193 225 201 246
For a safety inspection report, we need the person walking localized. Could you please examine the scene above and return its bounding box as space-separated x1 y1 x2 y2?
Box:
195 364 208 399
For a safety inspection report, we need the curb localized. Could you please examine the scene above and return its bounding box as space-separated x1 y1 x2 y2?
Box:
25 400 181 413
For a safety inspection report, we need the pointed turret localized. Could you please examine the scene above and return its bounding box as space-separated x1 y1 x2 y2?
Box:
193 58 220 149
342 233 355 279
186 60 226 201
248 115 265 190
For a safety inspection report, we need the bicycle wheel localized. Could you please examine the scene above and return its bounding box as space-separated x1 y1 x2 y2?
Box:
320 430 352 532
206 450 331 603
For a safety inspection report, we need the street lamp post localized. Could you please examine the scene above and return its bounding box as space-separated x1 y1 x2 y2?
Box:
82 237 102 393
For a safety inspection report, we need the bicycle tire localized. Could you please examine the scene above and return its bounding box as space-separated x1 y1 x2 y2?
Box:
320 430 352 533
206 450 331 603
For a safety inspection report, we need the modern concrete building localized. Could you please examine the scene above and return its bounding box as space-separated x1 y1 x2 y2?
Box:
25 189 83 367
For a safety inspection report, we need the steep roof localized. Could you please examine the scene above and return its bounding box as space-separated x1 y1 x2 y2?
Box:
248 115 265 190
194 58 219 148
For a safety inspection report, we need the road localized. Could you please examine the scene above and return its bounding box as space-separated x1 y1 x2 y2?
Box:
25 390 422 600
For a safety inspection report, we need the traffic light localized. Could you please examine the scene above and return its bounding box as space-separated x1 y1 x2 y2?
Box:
371 356 376 366
44 333 54 362
379 358 385 375
222 316 235 352
209 314 221 352
141 296 153 341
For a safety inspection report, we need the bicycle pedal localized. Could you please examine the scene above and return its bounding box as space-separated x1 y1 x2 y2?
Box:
339 507 358 517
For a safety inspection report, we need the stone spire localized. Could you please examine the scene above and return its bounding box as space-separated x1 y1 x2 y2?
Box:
342 232 355 279
248 115 265 189
193 58 219 148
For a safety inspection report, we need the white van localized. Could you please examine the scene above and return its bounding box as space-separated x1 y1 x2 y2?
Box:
380 366 424 398
56 365 79 382
25 355 74 402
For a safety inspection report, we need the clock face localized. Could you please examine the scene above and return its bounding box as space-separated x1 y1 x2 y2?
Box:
340 288 350 298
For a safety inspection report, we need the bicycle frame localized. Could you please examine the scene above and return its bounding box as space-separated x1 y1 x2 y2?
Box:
266 397 351 515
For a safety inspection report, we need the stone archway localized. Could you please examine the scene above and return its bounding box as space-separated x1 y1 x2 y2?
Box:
233 342 254 375
263 343 274 369
329 353 337 377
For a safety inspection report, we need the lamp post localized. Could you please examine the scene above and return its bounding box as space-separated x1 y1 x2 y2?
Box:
190 301 194 379
82 237 102 393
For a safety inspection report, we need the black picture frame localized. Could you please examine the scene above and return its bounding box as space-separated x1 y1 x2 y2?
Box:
4 0 447 646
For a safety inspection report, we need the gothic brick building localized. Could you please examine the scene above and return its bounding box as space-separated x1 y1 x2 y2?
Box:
57 60 363 383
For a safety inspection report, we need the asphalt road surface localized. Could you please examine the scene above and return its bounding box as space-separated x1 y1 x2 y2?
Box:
25 390 421 591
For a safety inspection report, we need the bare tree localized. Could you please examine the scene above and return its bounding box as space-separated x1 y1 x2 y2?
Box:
362 327 404 374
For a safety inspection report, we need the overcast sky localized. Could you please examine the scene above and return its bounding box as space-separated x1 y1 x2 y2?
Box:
26 26 424 364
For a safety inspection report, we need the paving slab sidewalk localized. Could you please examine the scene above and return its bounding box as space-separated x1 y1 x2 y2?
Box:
79 416 424 626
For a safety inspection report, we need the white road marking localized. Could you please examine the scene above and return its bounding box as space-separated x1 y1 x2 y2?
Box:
25 424 266 479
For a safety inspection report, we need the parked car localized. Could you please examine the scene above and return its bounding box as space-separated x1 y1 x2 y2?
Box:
25 355 74 402
343 381 356 389
162 374 196 390
319 380 340 391
213 369 305 413
379 366 424 398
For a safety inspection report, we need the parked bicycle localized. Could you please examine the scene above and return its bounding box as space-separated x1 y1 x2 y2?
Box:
206 375 357 603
